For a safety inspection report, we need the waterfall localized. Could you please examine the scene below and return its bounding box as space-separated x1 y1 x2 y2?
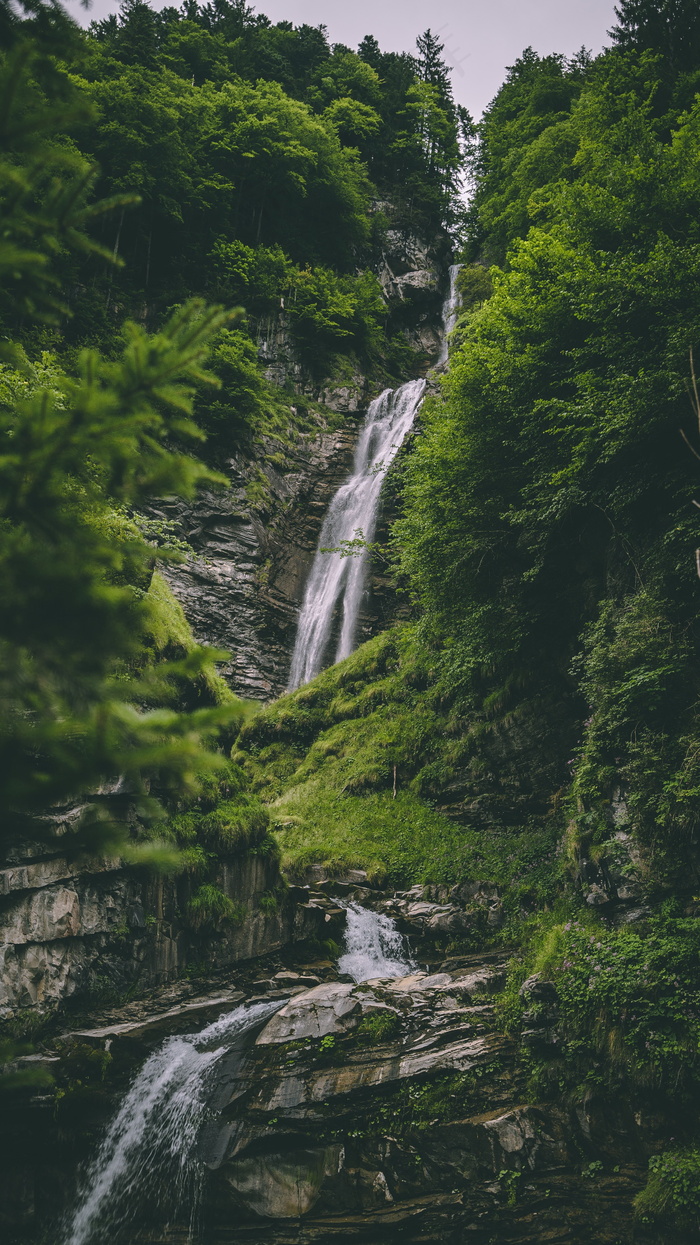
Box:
437 263 462 366
287 378 425 690
338 901 416 982
288 264 461 691
61 1000 282 1245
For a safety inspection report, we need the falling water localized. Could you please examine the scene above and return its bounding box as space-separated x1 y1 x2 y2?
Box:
437 263 462 366
287 378 425 690
62 1000 282 1245
338 901 416 982
288 264 461 691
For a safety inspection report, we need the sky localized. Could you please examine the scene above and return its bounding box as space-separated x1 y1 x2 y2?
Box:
64 0 620 118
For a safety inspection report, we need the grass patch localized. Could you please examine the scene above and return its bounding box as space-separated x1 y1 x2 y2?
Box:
186 885 246 932
635 1147 700 1231
274 785 478 885
235 627 564 898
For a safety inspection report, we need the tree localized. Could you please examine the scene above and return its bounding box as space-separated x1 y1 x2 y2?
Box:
610 0 700 73
416 28 453 100
0 38 241 847
357 34 381 71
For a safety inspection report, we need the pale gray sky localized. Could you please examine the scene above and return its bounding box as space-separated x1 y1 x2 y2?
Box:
64 0 619 118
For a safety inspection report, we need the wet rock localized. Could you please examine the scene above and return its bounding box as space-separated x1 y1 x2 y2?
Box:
271 971 321 987
256 983 361 1044
64 990 246 1051
223 1143 346 1218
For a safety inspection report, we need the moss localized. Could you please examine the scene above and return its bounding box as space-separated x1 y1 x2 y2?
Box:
235 626 566 899
145 571 237 707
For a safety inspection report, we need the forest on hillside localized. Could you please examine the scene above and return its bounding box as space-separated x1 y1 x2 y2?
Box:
5 0 700 1236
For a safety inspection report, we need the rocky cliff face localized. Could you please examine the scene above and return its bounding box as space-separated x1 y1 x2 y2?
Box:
0 227 446 1027
157 225 447 702
2 883 678 1245
0 824 289 1018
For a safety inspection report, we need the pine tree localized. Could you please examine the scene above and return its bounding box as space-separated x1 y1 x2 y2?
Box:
416 29 453 102
357 34 381 71
610 0 700 73
0 37 241 846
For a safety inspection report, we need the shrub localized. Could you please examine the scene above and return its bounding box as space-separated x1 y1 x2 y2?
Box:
356 1011 401 1044
185 885 246 932
635 1148 700 1230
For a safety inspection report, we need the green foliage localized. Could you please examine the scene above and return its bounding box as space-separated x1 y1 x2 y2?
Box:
236 628 563 903
611 1 700 75
455 263 493 310
509 914 700 1100
0 297 243 832
0 40 135 330
355 1071 490 1143
0 36 256 853
498 1168 522 1206
394 43 700 885
257 889 279 915
635 1146 700 1230
356 1010 401 1045
186 883 245 931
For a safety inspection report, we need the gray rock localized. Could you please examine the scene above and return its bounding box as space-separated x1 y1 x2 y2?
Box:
64 991 246 1049
256 983 360 1044
519 975 558 1004
223 1144 345 1218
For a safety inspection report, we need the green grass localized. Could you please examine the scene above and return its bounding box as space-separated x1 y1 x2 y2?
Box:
234 627 563 897
272 786 468 884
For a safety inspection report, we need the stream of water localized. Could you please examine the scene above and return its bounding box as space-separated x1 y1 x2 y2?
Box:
60 907 415 1244
287 377 426 690
337 901 416 982
288 265 461 691
59 259 462 1243
61 1001 281 1245
437 262 462 366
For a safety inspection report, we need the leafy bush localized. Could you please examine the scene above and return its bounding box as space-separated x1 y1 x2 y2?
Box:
356 1011 401 1045
635 1148 700 1231
510 915 700 1099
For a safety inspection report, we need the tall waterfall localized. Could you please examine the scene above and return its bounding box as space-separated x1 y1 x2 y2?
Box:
288 265 461 691
437 263 462 366
287 378 425 690
61 1001 281 1245
338 901 416 982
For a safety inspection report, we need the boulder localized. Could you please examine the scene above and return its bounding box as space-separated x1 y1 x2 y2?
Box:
223 1144 345 1218
256 983 360 1044
518 975 558 1004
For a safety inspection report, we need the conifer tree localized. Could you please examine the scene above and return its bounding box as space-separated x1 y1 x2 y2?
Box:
416 28 453 102
0 33 240 847
610 0 700 72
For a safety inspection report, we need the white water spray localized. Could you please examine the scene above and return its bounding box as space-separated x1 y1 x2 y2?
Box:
287 378 425 690
288 265 461 691
62 1001 281 1245
338 901 416 982
437 263 462 366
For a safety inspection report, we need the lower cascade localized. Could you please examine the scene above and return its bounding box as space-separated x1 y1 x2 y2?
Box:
61 1001 281 1245
60 908 415 1244
337 900 416 982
